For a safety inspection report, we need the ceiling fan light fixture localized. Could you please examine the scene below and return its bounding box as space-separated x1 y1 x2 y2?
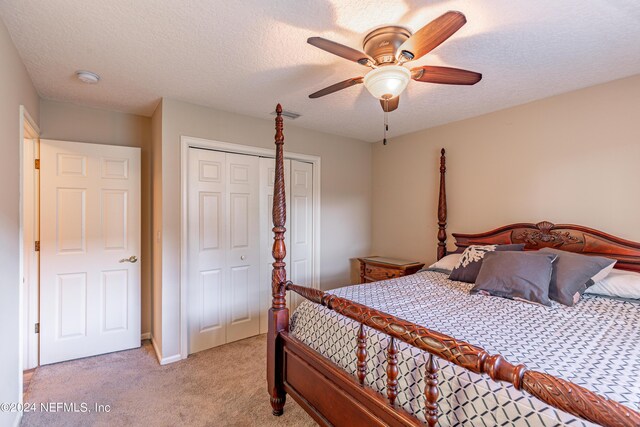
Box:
363 65 411 100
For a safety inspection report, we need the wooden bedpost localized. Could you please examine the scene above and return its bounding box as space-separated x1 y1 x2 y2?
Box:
437 148 447 260
267 104 289 416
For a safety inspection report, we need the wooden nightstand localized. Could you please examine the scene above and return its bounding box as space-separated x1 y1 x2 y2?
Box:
357 256 425 284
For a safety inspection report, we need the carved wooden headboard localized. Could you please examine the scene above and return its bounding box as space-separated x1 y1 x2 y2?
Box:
435 149 640 273
451 221 640 273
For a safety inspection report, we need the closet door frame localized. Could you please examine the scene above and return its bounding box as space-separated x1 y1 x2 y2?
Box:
179 136 321 359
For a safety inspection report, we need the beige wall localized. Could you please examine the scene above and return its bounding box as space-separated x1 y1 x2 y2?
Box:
150 101 163 351
372 74 640 267
155 98 373 358
0 17 40 427
39 100 153 337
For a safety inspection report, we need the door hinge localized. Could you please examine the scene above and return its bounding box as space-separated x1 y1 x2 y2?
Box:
35 241 40 251
34 323 39 334
34 159 40 169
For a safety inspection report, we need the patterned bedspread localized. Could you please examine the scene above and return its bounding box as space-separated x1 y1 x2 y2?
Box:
289 270 640 426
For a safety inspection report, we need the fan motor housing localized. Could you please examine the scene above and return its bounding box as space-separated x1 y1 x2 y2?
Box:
363 26 412 65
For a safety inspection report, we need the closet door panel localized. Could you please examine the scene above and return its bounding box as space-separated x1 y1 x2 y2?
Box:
226 153 261 343
289 160 314 312
188 149 227 353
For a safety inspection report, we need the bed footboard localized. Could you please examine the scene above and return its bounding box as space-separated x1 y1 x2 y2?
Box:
281 332 420 426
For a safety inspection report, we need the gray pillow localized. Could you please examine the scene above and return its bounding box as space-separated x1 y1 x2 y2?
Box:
449 244 526 283
539 248 616 306
471 251 557 306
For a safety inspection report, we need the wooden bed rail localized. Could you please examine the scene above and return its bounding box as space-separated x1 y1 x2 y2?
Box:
285 281 640 427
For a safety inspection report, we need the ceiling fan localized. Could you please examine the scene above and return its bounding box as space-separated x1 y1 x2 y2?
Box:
307 11 482 113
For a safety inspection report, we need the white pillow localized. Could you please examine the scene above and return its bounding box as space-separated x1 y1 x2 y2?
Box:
586 268 640 300
428 254 462 272
590 262 616 283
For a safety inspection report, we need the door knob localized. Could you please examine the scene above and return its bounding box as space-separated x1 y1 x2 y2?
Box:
119 255 138 263
240 255 246 260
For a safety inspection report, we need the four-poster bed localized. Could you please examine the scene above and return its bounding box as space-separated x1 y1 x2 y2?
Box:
267 104 640 426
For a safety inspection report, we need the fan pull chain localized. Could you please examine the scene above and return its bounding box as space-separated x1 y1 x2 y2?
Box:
383 99 389 145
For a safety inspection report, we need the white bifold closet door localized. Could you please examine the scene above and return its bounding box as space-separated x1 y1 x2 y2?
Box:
188 148 260 354
189 148 313 352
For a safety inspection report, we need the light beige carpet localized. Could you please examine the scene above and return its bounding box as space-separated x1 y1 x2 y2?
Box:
23 335 316 427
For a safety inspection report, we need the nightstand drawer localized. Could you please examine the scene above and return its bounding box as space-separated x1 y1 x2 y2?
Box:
364 265 402 281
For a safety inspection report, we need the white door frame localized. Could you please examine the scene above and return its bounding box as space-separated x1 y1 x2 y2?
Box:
19 105 40 405
180 136 321 359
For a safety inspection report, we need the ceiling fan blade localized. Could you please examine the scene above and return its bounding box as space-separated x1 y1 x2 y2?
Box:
308 37 373 66
309 77 364 98
380 96 400 112
397 11 467 62
411 66 482 85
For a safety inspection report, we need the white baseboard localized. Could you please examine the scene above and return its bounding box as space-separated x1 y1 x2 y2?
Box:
159 353 182 365
150 335 182 365
140 332 151 341
13 411 23 427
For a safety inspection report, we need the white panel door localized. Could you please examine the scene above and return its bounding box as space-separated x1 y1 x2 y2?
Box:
259 158 291 334
188 148 227 353
188 149 261 352
289 161 314 312
40 140 141 365
225 153 260 343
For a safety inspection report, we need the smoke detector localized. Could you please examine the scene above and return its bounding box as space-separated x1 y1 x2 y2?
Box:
76 70 100 84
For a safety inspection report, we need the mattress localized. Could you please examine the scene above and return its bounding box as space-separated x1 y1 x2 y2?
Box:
289 270 640 426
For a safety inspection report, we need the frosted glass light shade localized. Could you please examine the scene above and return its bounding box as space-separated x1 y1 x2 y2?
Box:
363 65 411 99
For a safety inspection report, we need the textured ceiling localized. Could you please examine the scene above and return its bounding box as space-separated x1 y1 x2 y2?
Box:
1 0 640 142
